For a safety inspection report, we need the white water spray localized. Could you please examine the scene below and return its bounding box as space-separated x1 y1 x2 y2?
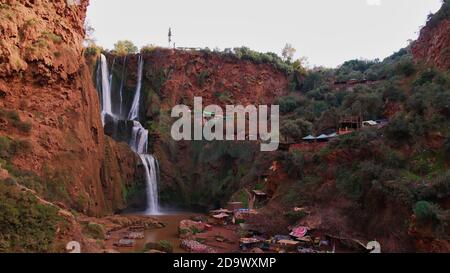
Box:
97 54 160 215
119 56 127 119
139 154 160 215
128 55 144 121
99 54 113 124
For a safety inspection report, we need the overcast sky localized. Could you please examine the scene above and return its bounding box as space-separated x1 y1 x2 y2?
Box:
86 0 442 67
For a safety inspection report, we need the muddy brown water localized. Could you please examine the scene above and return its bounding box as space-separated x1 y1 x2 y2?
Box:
118 212 201 253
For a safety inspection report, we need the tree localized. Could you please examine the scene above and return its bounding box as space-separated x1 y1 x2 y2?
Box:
444 136 450 160
113 40 138 55
385 114 411 144
282 43 296 62
280 118 312 142
277 96 298 113
292 57 308 76
168 27 172 47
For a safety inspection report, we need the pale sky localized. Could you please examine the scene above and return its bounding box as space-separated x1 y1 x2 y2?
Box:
86 0 442 67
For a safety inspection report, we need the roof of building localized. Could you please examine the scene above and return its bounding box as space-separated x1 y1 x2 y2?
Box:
212 213 230 219
316 134 330 140
252 190 267 196
363 120 378 126
302 135 316 140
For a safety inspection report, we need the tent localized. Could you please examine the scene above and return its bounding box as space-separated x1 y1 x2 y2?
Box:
316 134 329 140
302 135 316 141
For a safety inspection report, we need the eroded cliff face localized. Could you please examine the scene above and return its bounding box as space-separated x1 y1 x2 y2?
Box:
141 49 288 108
141 49 289 209
412 18 450 69
0 0 140 216
100 49 290 210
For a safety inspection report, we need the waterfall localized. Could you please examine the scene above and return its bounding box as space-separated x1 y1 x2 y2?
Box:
139 154 160 215
130 121 149 154
96 54 160 215
109 57 116 91
99 54 114 124
128 55 144 121
129 120 159 214
119 56 127 119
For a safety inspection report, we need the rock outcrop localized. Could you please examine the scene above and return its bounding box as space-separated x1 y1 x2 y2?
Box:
0 0 141 216
412 4 450 69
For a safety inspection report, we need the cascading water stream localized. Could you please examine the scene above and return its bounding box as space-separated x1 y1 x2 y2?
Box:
119 56 127 119
99 54 114 125
96 54 160 215
139 154 160 215
128 55 144 121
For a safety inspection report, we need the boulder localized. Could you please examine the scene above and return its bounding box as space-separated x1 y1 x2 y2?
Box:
146 249 165 254
144 241 173 253
178 220 207 238
103 249 121 254
250 248 264 253
125 232 144 239
114 239 135 247
180 240 217 253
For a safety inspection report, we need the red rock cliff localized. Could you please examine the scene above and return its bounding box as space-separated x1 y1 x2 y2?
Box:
0 0 139 216
412 15 450 69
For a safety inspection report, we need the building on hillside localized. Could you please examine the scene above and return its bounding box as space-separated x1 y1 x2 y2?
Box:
339 115 362 135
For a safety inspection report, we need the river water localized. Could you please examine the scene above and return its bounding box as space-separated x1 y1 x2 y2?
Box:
118 212 201 253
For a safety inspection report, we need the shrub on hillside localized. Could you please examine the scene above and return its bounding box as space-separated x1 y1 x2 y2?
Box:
433 90 450 117
277 96 299 113
0 183 63 252
444 136 450 160
395 58 416 77
413 201 440 223
0 137 32 160
382 82 406 102
112 40 138 55
84 45 103 57
140 44 157 54
413 69 437 86
0 109 33 133
280 118 312 142
285 151 305 178
336 168 363 200
385 115 412 145
82 222 105 240
197 70 210 88
426 0 450 28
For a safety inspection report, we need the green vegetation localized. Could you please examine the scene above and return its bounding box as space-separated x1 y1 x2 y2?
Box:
82 222 105 240
273 39 450 239
156 240 173 253
112 40 138 55
0 108 32 133
0 136 32 160
197 70 210 88
41 31 63 44
426 0 450 28
140 44 157 54
284 210 308 223
84 44 104 57
0 182 63 252
414 201 440 223
143 240 173 253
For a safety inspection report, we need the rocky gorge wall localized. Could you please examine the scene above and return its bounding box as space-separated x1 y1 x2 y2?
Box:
100 49 290 210
0 0 142 216
412 3 450 69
